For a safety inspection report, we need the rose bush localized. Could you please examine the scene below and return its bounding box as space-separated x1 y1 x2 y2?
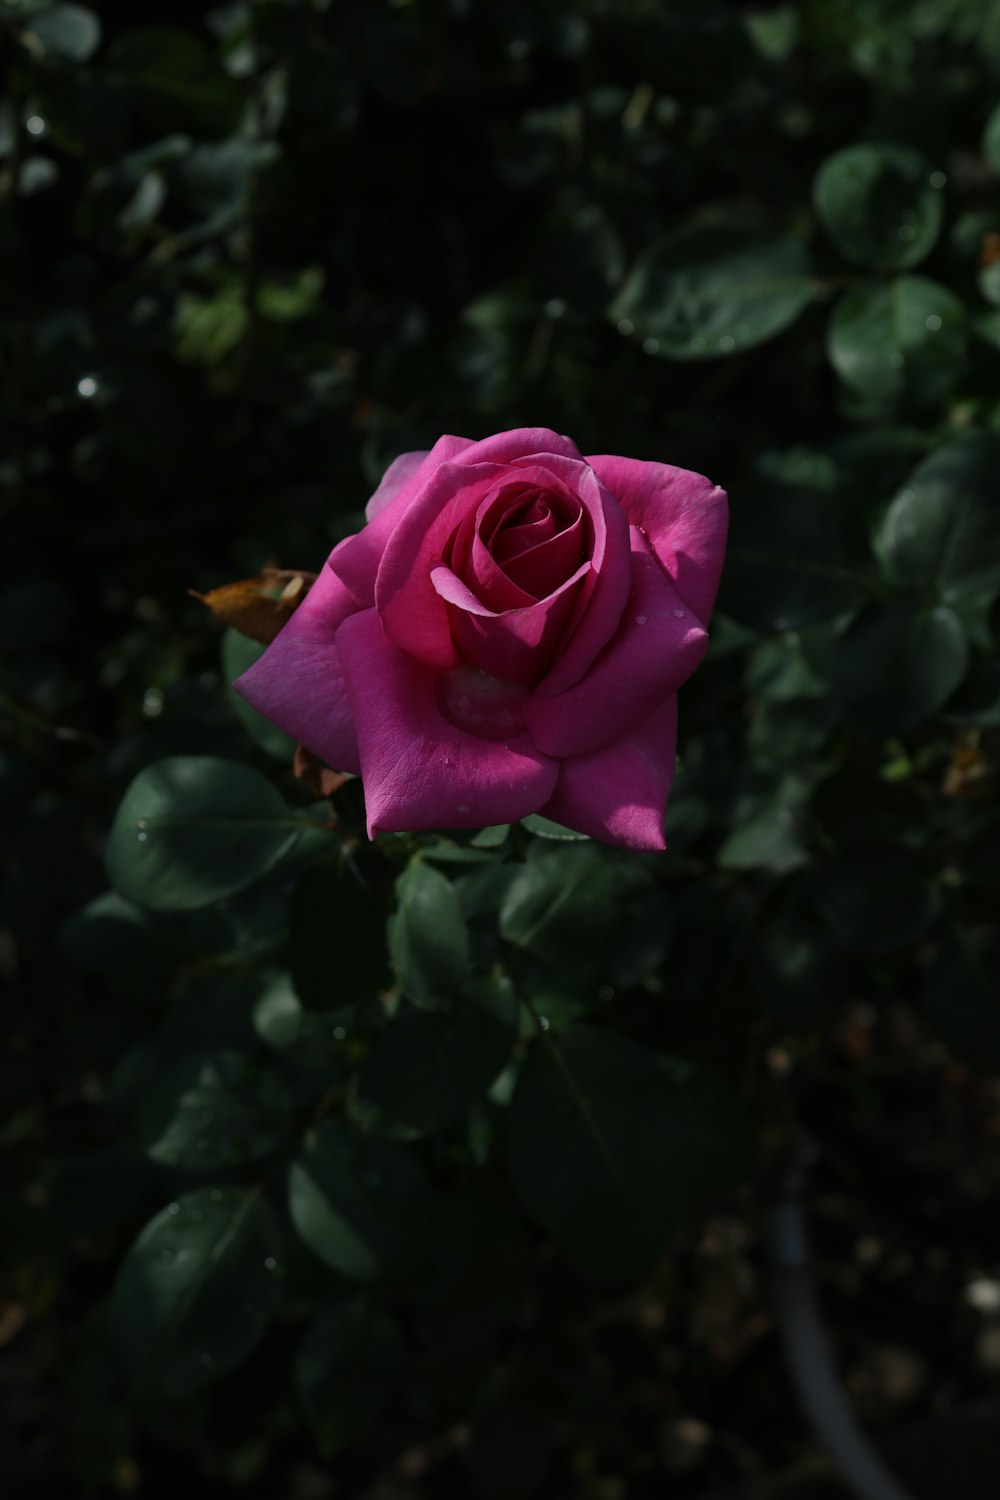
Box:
235 427 726 849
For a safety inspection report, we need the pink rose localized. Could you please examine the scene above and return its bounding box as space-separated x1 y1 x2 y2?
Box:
233 428 726 851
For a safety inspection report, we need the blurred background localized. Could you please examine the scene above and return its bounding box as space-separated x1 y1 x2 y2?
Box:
4 1 1000 1497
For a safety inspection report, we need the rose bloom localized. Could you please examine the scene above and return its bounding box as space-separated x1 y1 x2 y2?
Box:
234 428 726 851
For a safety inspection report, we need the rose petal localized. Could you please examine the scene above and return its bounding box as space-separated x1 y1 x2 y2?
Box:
337 608 559 836
469 532 537 610
376 461 505 669
501 508 584 596
364 451 428 522
587 454 728 624
518 455 632 694
331 433 474 606
539 697 678 852
459 427 584 467
524 527 707 757
375 431 587 670
469 468 580 606
431 560 589 682
232 561 361 774
491 499 558 561
437 663 529 740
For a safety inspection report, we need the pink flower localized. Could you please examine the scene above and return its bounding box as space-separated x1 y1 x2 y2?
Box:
233 428 726 851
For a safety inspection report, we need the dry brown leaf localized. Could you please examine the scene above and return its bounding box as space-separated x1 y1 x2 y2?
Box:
189 568 317 645
0 1301 27 1347
294 744 350 800
943 729 997 798
981 231 1000 268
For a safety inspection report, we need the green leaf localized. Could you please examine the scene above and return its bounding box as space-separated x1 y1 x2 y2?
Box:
18 155 58 195
507 1026 750 1279
520 814 590 842
723 482 874 631
254 972 353 1062
173 139 277 227
978 258 1000 307
117 169 166 233
833 601 968 733
112 1188 280 1398
27 4 101 60
105 756 316 911
827 277 966 405
60 891 178 980
814 144 944 271
255 976 308 1050
296 1298 407 1457
470 824 511 848
137 1050 294 1170
610 223 818 359
982 102 1000 174
388 858 469 1007
259 267 325 323
108 28 242 135
288 1121 432 1283
717 775 811 873
174 287 247 366
927 930 1000 1072
878 435 1000 598
289 858 391 1012
141 837 330 961
499 843 640 966
945 660 1000 727
222 630 295 760
357 978 517 1134
745 5 800 61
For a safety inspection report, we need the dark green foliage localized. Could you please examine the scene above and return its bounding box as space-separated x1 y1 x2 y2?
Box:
289 857 392 1012
814 144 944 271
136 1050 295 1170
507 1027 750 1280
105 757 323 909
111 1187 281 1399
826 276 967 404
7 2 1000 1493
296 1296 407 1457
388 857 470 1006
609 224 820 359
356 978 517 1134
288 1120 433 1283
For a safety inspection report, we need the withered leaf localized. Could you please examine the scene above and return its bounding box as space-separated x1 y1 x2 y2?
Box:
294 744 350 801
190 568 317 645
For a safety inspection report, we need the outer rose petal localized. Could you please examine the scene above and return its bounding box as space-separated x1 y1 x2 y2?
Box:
587 454 728 624
232 561 361 774
337 609 559 836
364 451 428 521
539 697 678 852
454 426 584 468
331 434 475 604
524 527 707 757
